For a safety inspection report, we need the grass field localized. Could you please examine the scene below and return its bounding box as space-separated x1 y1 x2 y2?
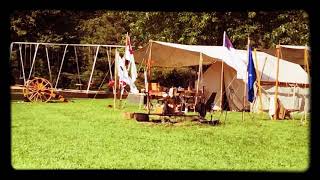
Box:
11 98 310 171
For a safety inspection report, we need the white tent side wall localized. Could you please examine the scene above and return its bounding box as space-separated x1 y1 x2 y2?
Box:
201 61 222 110
201 63 249 111
252 84 310 113
223 66 248 111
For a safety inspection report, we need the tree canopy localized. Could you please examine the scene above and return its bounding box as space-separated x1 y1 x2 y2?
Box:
10 10 310 88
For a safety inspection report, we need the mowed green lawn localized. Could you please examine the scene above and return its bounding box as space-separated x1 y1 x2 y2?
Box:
11 99 309 171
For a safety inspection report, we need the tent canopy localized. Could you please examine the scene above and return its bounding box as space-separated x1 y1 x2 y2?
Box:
234 49 309 84
259 45 310 65
134 40 232 67
134 40 309 85
134 40 310 112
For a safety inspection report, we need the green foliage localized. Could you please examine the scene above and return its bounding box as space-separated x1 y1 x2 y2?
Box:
10 10 310 89
11 99 309 170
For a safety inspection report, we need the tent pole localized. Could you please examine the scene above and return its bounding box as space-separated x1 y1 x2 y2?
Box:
195 52 203 110
114 49 118 110
253 48 262 113
147 41 152 114
87 46 100 93
119 43 125 108
27 43 39 81
301 44 309 124
304 44 310 76
220 59 224 111
18 44 26 85
45 46 52 82
243 37 250 121
55 45 68 89
274 44 281 120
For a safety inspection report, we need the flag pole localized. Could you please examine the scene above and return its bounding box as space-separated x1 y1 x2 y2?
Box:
147 41 153 114
253 48 262 113
126 32 131 72
114 49 118 110
119 34 129 109
274 43 281 120
220 31 226 111
243 36 250 121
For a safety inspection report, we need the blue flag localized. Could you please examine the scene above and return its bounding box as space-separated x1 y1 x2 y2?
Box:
247 47 256 103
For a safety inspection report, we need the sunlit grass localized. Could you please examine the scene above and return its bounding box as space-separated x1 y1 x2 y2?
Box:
11 98 309 171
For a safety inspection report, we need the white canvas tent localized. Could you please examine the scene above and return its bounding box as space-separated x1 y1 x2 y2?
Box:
134 40 310 112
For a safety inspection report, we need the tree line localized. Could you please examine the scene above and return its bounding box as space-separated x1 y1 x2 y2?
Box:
10 10 310 90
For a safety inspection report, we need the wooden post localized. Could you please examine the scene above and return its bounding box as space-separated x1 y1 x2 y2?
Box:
119 50 125 109
302 44 310 124
106 47 115 109
274 45 280 120
220 59 224 111
195 52 203 109
114 49 118 110
304 45 310 76
221 31 226 112
87 46 100 93
242 37 250 121
253 48 262 113
147 41 152 114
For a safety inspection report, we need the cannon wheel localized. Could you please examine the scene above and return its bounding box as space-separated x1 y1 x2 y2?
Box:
22 77 55 102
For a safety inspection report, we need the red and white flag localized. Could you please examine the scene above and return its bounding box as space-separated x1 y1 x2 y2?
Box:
117 55 130 86
116 48 139 94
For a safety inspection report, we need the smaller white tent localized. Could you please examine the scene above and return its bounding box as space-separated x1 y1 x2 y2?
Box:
134 40 310 112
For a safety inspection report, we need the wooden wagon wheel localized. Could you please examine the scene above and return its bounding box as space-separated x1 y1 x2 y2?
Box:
22 77 55 102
